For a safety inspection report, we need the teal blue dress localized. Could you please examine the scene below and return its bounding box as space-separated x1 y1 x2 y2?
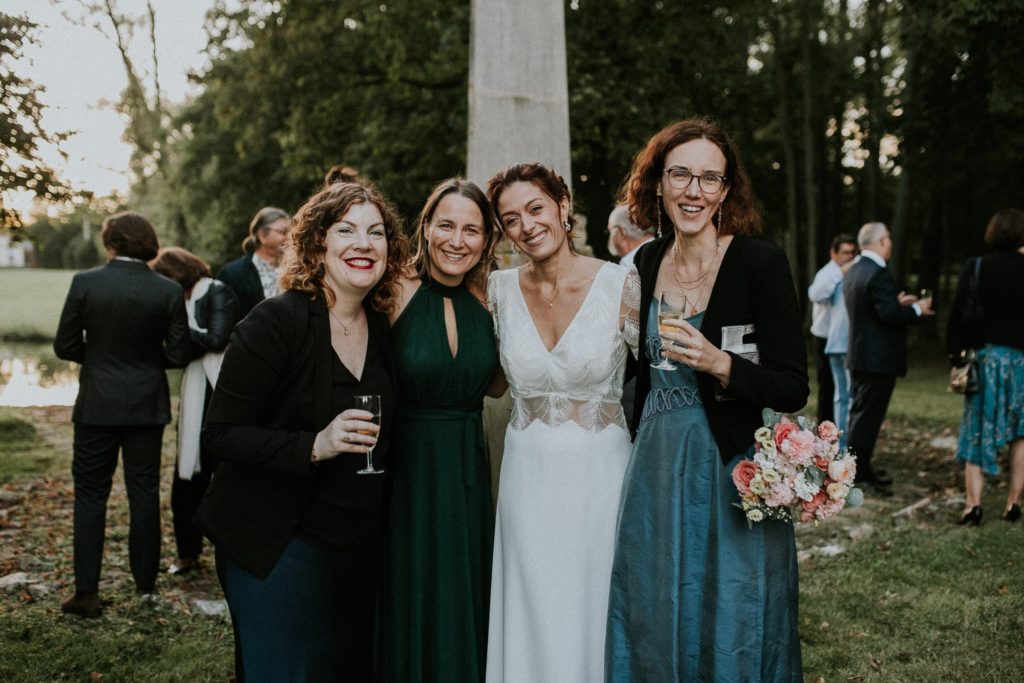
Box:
606 306 802 682
384 278 497 683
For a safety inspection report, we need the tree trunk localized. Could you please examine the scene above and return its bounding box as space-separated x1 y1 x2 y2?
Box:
799 1 820 284
772 13 801 290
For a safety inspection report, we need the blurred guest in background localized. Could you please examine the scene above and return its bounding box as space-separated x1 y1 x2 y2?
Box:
844 222 933 496
217 207 291 321
54 212 190 618
606 203 654 269
946 208 1024 525
808 234 858 450
152 247 238 575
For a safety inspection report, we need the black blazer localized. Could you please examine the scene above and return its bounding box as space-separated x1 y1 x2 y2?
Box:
946 251 1024 356
843 255 919 377
216 254 265 322
631 235 808 462
53 259 190 426
188 279 239 359
196 290 398 578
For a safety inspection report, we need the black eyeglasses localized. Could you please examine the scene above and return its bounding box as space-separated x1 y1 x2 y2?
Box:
663 166 728 193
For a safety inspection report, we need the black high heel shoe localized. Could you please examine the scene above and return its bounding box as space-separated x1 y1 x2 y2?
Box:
958 506 982 526
1003 504 1021 522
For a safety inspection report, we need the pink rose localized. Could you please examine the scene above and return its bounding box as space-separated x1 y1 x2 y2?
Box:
732 460 760 495
774 421 799 448
817 420 839 443
828 457 857 484
801 490 828 512
813 455 831 471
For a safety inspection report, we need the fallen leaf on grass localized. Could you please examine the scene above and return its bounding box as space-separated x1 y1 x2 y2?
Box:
875 541 893 552
870 657 882 670
90 673 103 682
964 545 977 557
898 651 912 662
996 585 1009 595
846 676 865 682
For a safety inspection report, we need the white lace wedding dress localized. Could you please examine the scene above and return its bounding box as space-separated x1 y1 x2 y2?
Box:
486 262 640 683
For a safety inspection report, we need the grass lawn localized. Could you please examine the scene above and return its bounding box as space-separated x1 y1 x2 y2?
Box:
0 269 76 341
2 337 1019 681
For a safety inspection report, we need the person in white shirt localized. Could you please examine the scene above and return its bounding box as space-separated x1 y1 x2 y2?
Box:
808 235 857 425
606 204 654 269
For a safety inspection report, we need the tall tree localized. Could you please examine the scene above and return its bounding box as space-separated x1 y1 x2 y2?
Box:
0 13 70 228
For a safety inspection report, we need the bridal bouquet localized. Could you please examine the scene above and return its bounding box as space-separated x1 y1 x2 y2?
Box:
732 409 863 525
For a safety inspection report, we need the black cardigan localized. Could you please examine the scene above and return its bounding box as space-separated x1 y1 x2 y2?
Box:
631 234 809 462
946 250 1024 356
196 290 397 577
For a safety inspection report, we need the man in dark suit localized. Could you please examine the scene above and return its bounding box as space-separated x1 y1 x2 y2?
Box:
216 207 290 321
54 212 190 617
844 222 934 495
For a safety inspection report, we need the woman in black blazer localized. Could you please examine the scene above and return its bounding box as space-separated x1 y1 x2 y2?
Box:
606 119 808 682
197 180 410 682
152 247 239 575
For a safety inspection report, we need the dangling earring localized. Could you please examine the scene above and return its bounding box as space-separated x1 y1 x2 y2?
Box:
563 217 571 232
655 189 663 239
716 203 724 233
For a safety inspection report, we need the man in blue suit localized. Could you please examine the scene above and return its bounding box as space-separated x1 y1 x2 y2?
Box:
54 212 190 617
844 222 934 495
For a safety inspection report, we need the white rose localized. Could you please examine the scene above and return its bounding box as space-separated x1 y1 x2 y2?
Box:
747 508 765 522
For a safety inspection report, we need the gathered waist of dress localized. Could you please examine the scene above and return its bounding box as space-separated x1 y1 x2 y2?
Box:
509 394 626 433
398 404 483 420
640 385 703 422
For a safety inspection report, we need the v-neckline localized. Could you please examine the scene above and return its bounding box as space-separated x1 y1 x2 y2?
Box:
515 262 607 354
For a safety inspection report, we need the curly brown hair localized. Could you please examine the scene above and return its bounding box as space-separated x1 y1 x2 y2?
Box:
411 178 499 293
622 118 762 236
280 180 410 314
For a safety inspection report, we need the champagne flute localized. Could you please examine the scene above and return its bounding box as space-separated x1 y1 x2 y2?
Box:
919 288 933 305
651 290 686 371
353 395 384 475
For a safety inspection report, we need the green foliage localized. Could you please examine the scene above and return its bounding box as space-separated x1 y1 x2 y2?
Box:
170 0 470 268
0 13 71 228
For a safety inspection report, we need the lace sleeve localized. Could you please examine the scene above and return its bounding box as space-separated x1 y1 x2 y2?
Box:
619 268 641 359
487 271 500 342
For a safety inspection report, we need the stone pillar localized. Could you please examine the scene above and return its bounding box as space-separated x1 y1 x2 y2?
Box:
468 0 572 506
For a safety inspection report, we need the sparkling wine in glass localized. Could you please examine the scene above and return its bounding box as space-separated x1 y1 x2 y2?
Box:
651 291 686 371
919 288 933 306
353 395 384 475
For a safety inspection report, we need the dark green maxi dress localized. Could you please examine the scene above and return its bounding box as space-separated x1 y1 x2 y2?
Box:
384 278 498 683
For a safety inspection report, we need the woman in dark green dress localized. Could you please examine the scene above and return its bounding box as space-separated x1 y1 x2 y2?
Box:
384 178 505 682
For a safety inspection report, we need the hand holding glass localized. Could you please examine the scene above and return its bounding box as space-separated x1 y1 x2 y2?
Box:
651 291 686 371
353 395 384 475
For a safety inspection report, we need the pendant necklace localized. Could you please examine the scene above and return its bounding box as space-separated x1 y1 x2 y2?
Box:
535 255 578 308
329 307 362 336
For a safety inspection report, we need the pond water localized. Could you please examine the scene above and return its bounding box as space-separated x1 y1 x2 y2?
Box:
0 342 78 407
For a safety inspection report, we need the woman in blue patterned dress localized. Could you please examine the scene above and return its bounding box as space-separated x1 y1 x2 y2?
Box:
946 208 1024 525
605 118 808 682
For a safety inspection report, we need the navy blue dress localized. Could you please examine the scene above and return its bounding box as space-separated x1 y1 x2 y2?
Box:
606 306 802 682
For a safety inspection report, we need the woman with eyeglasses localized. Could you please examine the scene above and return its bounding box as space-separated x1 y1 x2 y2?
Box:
382 178 504 682
217 206 292 321
605 118 807 681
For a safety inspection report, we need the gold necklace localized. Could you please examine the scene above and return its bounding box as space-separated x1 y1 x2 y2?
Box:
671 240 720 316
329 306 362 336
534 255 579 308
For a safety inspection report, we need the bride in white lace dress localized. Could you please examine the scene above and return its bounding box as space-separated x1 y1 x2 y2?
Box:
484 164 639 683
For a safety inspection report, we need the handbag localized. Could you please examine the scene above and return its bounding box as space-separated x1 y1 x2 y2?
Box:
949 258 983 395
949 349 978 395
